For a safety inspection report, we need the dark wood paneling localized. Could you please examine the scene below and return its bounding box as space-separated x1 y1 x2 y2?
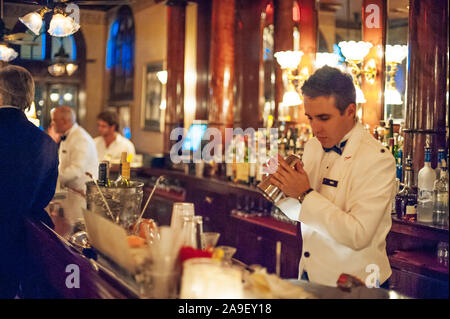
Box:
362 0 387 132
165 4 186 153
273 0 294 123
404 0 448 174
195 0 212 121
208 0 235 134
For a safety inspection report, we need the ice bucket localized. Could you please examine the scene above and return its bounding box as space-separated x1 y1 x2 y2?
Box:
85 181 144 231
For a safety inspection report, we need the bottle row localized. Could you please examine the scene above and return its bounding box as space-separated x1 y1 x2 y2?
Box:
395 147 448 226
97 151 132 188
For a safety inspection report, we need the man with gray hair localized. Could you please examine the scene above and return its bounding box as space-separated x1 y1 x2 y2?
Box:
51 105 98 193
0 65 59 298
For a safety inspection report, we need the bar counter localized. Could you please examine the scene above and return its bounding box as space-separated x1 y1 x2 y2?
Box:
22 167 447 299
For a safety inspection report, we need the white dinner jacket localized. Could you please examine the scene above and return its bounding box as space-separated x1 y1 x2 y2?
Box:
277 123 396 287
58 123 99 192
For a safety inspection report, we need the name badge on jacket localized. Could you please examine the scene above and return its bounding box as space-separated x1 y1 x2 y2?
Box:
322 178 338 187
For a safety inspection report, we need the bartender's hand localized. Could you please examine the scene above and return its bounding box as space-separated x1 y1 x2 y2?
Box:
268 154 311 199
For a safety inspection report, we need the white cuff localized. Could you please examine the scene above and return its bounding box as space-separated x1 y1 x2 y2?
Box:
276 197 302 221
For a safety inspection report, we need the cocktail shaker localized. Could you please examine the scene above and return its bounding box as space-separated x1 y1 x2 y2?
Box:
256 154 302 203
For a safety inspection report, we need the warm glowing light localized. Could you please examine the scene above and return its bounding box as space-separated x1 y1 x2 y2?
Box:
274 51 304 70
63 93 73 101
0 44 18 62
315 52 340 69
156 71 168 84
48 13 80 37
65 63 78 76
19 11 44 36
385 45 408 64
50 93 60 102
385 87 403 105
338 41 373 62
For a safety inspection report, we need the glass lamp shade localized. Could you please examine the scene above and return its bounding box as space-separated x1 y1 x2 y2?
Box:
355 86 367 104
19 11 43 36
385 45 408 64
315 52 340 69
0 44 18 62
48 63 66 77
274 50 304 69
65 63 78 76
48 13 80 37
281 90 302 107
385 87 403 105
338 41 373 62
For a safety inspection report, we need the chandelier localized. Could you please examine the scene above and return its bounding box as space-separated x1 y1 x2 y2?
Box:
20 5 80 38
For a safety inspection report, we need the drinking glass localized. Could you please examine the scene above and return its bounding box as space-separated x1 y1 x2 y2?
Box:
201 232 221 250
171 202 195 230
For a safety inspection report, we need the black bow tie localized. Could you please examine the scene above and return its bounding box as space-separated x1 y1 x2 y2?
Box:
60 135 67 141
323 140 347 155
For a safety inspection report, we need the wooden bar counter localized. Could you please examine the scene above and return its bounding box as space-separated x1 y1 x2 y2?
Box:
21 167 447 299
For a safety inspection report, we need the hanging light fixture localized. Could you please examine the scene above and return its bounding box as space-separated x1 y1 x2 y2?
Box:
19 7 50 36
48 8 80 37
0 43 17 62
20 4 80 38
48 44 78 77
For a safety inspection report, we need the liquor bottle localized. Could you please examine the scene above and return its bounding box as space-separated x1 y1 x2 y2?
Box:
115 152 131 187
98 161 111 187
395 156 417 221
435 149 447 180
433 162 449 226
396 149 403 180
388 114 394 139
417 147 436 223
225 143 234 181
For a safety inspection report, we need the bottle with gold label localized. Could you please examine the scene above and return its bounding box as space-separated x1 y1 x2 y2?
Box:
115 152 131 187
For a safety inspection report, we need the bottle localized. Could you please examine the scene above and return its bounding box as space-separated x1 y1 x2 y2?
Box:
417 147 436 223
98 161 111 187
115 152 131 187
433 162 449 226
388 114 394 139
435 149 447 180
396 149 403 181
395 156 417 221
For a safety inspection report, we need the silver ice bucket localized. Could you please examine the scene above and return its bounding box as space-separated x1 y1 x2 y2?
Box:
85 181 144 231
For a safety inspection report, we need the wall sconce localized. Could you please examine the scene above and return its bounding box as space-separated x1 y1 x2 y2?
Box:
274 50 309 107
338 41 377 104
385 45 408 105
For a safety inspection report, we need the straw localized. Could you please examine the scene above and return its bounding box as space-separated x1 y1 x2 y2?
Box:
85 172 115 222
136 175 164 228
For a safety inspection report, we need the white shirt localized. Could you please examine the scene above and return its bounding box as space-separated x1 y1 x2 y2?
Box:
94 133 136 162
58 123 99 192
277 123 396 287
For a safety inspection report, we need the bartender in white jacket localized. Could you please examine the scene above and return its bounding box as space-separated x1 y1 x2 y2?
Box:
270 66 396 288
51 106 98 193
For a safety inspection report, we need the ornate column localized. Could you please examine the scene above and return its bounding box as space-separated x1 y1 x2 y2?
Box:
195 0 212 121
273 0 293 123
404 0 448 180
361 0 387 132
298 0 318 124
164 2 186 154
208 0 235 137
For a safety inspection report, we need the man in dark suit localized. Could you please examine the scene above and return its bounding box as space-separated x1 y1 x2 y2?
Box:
0 65 59 298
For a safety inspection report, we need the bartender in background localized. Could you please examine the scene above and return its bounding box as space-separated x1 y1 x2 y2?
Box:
270 66 396 288
51 106 98 193
0 65 58 298
94 110 136 163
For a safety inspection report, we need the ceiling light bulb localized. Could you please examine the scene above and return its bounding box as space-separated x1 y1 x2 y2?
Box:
19 11 44 36
48 13 80 37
